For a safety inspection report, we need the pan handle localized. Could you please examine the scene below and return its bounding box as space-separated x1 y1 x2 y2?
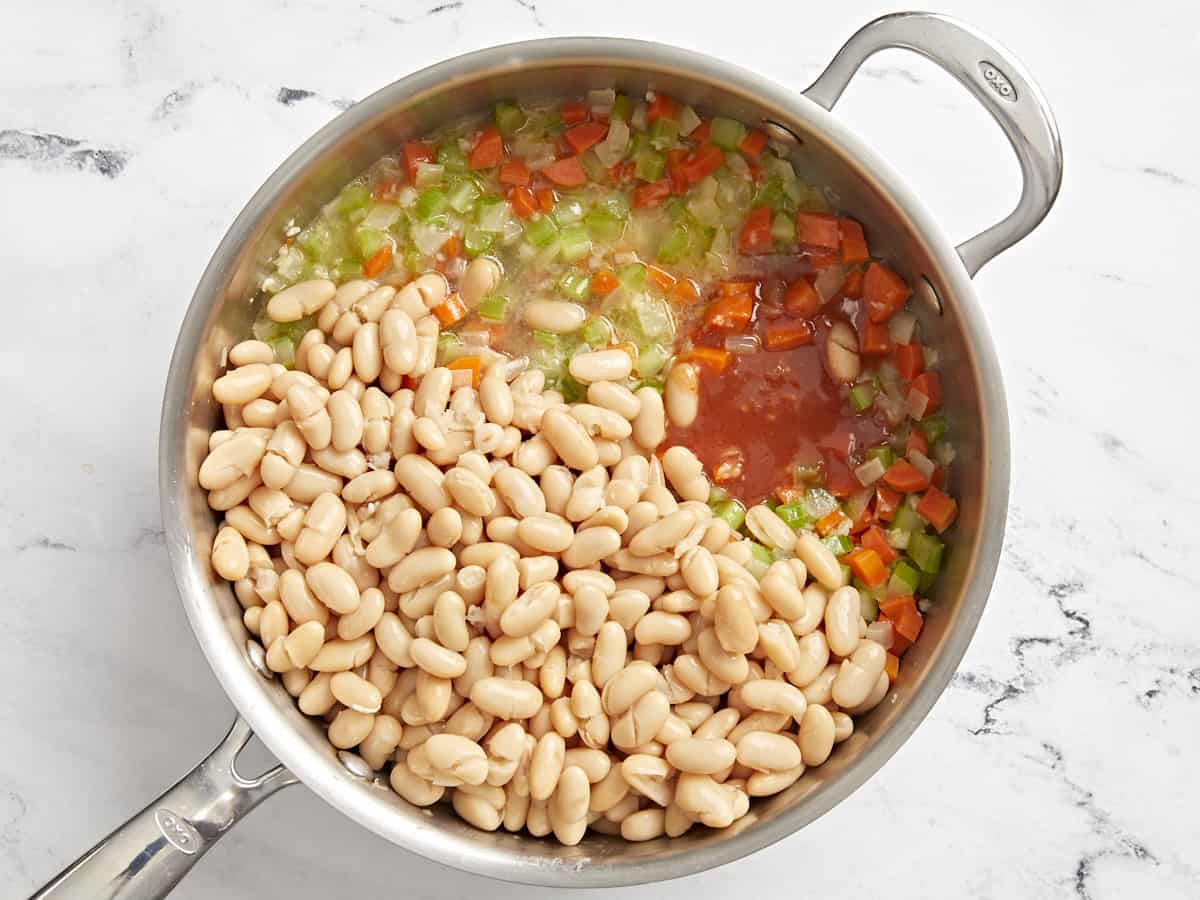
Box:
29 716 297 900
803 11 1063 276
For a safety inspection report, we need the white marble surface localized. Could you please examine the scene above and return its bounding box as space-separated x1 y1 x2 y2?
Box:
2 0 1197 897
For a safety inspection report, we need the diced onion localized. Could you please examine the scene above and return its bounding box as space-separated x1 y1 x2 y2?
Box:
630 102 648 131
724 334 760 354
593 118 630 168
588 88 616 114
887 528 911 550
854 457 886 487
679 105 701 135
889 311 917 345
906 388 930 421
814 265 846 302
909 449 935 481
923 347 940 369
362 204 402 230
865 620 894 649
414 162 444 187
397 186 418 208
412 222 452 255
934 442 957 467
523 143 558 171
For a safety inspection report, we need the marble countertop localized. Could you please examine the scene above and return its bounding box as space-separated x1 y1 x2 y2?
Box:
3 1 1196 897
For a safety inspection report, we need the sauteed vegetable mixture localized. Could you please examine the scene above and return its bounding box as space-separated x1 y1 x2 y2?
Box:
205 90 957 843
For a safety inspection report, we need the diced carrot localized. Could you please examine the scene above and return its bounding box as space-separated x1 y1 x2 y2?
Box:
816 509 850 537
535 187 556 213
431 293 468 328
542 156 588 187
679 144 725 183
739 129 769 160
684 345 730 374
932 467 946 490
916 486 958 533
560 101 589 125
783 278 820 318
850 501 876 534
882 458 930 493
361 244 393 278
498 159 530 186
446 356 482 390
879 595 923 643
763 319 815 350
875 486 902 523
860 526 898 565
633 178 672 208
647 93 680 123
884 652 901 681
775 485 806 505
846 548 888 588
689 120 711 143
590 269 619 297
469 126 505 170
646 264 677 293
906 428 929 458
441 233 460 258
864 261 913 323
671 277 702 305
840 268 864 300
838 218 870 264
895 341 925 380
887 622 912 656
738 206 774 255
704 293 754 331
795 212 841 251
508 186 538 219
860 320 891 356
372 179 401 200
910 372 943 414
565 121 609 154
403 141 436 182
665 149 689 195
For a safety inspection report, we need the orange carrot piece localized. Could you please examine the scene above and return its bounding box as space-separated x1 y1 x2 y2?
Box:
403 141 435 182
882 458 930 493
910 372 943 414
431 293 468 328
447 355 482 389
884 652 901 681
764 319 815 351
361 244 393 278
468 126 504 170
895 341 925 380
739 129 769 160
795 212 841 251
916 486 958 533
684 345 731 374
590 269 619 297
704 293 753 331
508 186 537 219
498 159 530 186
542 156 588 187
816 509 850 537
738 206 774 255
860 525 898 565
838 217 870 264
784 278 820 318
646 264 677 293
846 547 888 588
633 179 672 208
565 121 608 154
864 261 913 323
560 101 589 125
671 277 702 305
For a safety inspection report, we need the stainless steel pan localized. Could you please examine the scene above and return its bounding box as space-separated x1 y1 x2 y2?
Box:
32 12 1061 898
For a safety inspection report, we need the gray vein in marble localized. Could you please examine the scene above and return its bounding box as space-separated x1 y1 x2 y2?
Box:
0 130 128 178
14 536 78 553
510 0 545 27
387 1 464 24
276 88 354 111
1137 166 1189 187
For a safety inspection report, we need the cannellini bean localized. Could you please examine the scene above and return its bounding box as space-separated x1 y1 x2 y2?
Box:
200 430 268 491
470 677 543 720
744 504 797 551
824 586 863 657
795 532 846 590
664 362 700 427
267 279 335 323
524 300 587 333
587 381 641 420
736 731 802 773
425 733 489 786
661 445 708 503
832 639 888 708
331 671 383 714
631 386 665 449
788 631 831 688
459 257 502 306
540 407 599 471
212 526 249 580
294 493 346 565
842 670 890 716
714 585 758 655
388 547 456 593
799 704 836 766
327 709 374 748
665 737 736 775
494 466 546 518
213 363 272 406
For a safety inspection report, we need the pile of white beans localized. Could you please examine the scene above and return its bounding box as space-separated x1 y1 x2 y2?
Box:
201 259 891 844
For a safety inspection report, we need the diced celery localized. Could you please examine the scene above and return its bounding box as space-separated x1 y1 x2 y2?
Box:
866 446 894 469
803 487 839 520
908 532 944 574
618 262 647 292
478 295 509 321
849 382 877 413
888 559 922 596
534 329 563 350
414 162 445 188
354 226 389 260
558 224 591 263
712 499 746 531
335 183 371 215
708 486 730 506
771 212 795 244
266 336 295 368
297 220 335 258
558 374 586 404
678 105 701 135
436 140 467 172
447 178 481 214
754 178 796 213
580 318 611 347
893 505 925 534
558 270 591 302
580 151 606 183
636 344 666 378
494 101 526 136
860 592 880 622
918 570 938 593
553 198 586 226
630 293 674 341
823 534 853 556
333 258 362 281
634 378 664 393
524 214 559 248
463 224 495 258
648 117 679 150
414 188 449 222
437 331 462 364
748 541 773 566
476 196 510 232
920 414 948 444
634 149 666 182
710 117 747 151
657 223 690 264
585 207 625 241
611 94 633 123
775 502 812 531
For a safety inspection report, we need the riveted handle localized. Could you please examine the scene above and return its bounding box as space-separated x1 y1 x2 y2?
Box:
30 717 296 900
804 11 1063 276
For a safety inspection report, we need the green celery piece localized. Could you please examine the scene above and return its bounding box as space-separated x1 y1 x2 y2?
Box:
581 152 606 183
636 344 666 378
413 162 445 188
712 500 746 531
860 592 880 623
447 178 482 214
558 224 591 263
823 534 853 556
748 541 773 566
771 212 796 244
437 141 467 172
920 414 948 444
585 207 625 241
866 446 894 468
534 329 563 350
558 270 591 302
888 559 922 596
478 295 509 321
414 188 449 222
333 258 362 281
558 374 586 404
580 318 611 347
476 196 509 232
553 198 586 226
335 183 371 215
775 502 812 531
634 378 664 393
494 101 526 136
754 177 796 213
908 532 944 574
611 94 633 122
463 224 495 258
918 570 938 593
849 382 877 413
893 505 925 534
709 117 746 151
657 223 690 264
524 213 559 248
266 336 295 368
618 262 647 293
436 332 461 365
297 219 335 258
648 117 679 150
708 485 730 506
354 226 389 260
595 193 631 218
634 149 666 183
